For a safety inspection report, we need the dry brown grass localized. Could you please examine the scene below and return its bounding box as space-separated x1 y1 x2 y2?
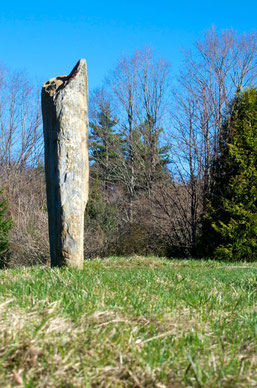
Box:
0 300 184 387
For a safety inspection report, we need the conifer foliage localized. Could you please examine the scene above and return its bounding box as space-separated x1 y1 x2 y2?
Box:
0 189 12 259
90 101 123 189
203 88 257 261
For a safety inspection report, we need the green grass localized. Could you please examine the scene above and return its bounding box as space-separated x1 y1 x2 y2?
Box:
0 256 256 387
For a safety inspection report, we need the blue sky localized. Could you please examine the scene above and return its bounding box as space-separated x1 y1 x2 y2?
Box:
0 0 256 91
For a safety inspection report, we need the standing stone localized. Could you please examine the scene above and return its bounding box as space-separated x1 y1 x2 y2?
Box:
41 59 89 268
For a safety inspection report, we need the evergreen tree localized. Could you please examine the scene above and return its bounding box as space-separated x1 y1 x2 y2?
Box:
0 189 12 257
136 114 170 193
201 88 257 261
89 102 123 190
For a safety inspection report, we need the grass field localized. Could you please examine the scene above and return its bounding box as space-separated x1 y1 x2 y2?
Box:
0 256 256 387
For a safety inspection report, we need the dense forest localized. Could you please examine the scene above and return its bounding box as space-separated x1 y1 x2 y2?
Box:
1 27 257 266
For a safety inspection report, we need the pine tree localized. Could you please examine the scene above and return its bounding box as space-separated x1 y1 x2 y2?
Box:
0 189 12 257
202 88 257 261
136 114 170 194
89 102 123 190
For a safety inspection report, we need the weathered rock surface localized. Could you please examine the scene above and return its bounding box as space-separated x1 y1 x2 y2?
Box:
42 59 89 268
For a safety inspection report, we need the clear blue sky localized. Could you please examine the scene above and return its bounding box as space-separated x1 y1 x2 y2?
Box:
0 0 256 91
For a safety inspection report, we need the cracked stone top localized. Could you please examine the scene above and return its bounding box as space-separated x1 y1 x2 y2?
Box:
42 59 86 96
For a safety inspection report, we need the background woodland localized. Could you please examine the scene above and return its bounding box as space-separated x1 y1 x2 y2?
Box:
1 28 257 266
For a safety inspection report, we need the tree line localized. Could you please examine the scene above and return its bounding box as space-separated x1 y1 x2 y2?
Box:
1 27 257 265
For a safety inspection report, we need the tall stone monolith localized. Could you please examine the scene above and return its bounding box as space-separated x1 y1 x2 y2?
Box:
41 59 89 268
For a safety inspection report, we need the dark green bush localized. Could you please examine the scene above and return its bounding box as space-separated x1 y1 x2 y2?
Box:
0 189 12 266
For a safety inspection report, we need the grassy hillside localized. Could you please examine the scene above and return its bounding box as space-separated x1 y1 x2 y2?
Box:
0 256 256 387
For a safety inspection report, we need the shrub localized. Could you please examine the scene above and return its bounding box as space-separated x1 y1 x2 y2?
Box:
203 88 257 261
0 189 12 266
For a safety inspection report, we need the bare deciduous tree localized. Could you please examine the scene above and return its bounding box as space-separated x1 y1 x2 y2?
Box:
0 66 42 171
168 28 257 254
106 48 170 220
